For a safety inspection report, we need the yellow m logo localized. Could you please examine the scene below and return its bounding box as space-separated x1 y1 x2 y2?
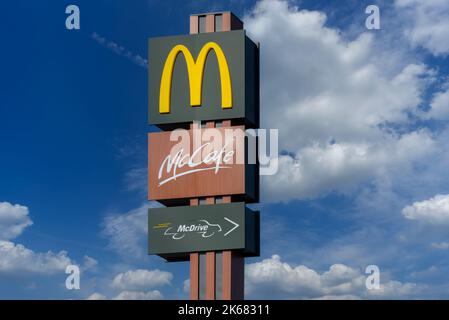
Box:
159 42 232 114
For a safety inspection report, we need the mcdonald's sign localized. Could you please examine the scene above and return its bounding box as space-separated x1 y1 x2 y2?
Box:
148 30 259 128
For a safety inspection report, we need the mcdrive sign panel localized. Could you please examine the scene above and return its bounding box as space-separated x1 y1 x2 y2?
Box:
148 30 259 128
148 125 258 203
148 202 259 261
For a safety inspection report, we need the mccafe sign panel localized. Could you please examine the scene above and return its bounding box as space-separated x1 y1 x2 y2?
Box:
148 125 258 203
148 30 259 128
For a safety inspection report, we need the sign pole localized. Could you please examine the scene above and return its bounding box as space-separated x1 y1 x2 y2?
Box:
187 13 245 301
190 12 245 300
188 118 244 299
148 11 258 301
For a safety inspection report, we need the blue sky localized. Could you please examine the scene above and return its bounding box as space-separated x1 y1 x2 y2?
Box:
1 0 449 299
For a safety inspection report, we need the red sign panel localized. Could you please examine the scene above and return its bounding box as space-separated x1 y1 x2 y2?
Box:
148 125 255 202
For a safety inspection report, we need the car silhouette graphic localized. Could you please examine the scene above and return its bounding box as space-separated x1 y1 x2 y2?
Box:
163 219 222 240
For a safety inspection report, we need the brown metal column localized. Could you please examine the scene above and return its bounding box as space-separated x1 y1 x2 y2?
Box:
205 196 216 300
204 119 216 300
189 15 198 34
190 11 243 34
189 198 199 300
188 12 245 301
221 120 244 300
189 252 199 300
205 15 215 33
222 251 244 300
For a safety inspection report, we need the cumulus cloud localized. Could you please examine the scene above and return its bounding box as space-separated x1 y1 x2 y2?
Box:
113 290 163 300
82 255 98 271
0 240 71 274
243 0 436 202
246 255 423 299
84 268 172 300
424 85 449 120
395 0 449 56
183 279 190 294
112 269 172 290
86 292 107 300
0 202 33 240
0 202 83 277
85 290 164 300
264 130 435 201
86 290 164 300
102 202 161 258
313 294 360 300
402 194 449 224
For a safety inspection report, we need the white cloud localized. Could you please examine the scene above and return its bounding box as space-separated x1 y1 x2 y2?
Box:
82 255 98 271
112 269 172 290
263 131 435 201
0 202 82 278
0 202 33 240
243 0 436 202
102 202 161 258
84 268 172 300
368 281 420 298
183 279 190 294
113 290 163 300
86 292 107 300
402 194 449 224
92 32 148 68
124 167 147 194
431 242 449 249
313 294 360 300
424 85 449 120
0 240 71 274
246 255 422 299
395 0 449 56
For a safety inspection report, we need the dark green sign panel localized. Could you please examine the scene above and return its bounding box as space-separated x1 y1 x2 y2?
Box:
148 202 259 261
148 30 259 129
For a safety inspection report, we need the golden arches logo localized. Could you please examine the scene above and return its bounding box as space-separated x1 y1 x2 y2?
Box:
159 42 232 114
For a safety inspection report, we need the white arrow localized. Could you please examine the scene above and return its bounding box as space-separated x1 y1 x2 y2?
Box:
223 217 239 237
